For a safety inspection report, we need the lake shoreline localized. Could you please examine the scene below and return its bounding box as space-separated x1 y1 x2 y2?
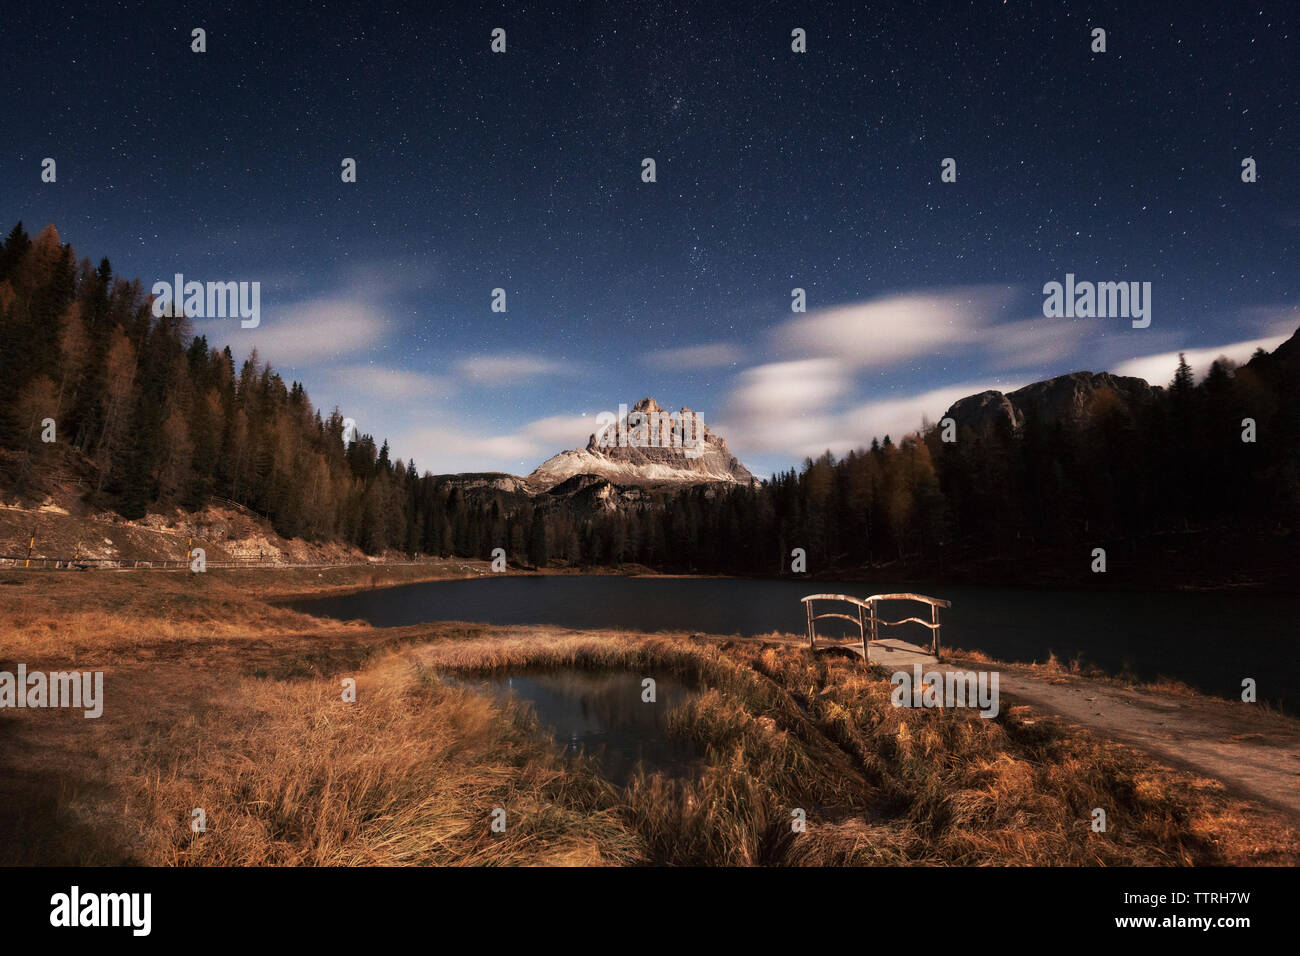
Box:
285 572 1299 711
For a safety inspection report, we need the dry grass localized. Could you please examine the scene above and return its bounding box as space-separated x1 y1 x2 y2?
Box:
106 657 642 866
0 567 1297 866
396 631 1300 865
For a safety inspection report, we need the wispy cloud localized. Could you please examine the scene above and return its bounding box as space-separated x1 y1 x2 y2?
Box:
838 379 1024 446
397 412 603 474
771 286 1017 368
337 258 439 296
719 358 853 456
720 361 1018 460
716 288 1023 461
326 365 455 401
193 257 437 370
197 296 389 366
719 291 1300 470
1110 305 1297 384
980 316 1091 371
520 413 604 447
1113 334 1290 385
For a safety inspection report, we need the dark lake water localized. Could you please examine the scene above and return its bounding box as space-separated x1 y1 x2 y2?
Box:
290 576 1299 708
444 669 702 785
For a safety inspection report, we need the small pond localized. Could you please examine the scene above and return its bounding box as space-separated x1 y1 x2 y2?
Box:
446 669 704 785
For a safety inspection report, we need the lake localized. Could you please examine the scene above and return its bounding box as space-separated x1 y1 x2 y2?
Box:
290 575 1299 708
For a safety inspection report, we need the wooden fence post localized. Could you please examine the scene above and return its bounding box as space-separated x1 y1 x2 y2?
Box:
859 603 868 660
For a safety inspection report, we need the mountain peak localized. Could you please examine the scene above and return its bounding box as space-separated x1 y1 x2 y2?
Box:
530 400 756 490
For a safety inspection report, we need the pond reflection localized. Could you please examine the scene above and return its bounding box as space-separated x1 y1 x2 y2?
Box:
448 669 703 785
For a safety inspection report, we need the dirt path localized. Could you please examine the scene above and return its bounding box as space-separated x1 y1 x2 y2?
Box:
840 637 1300 817
994 669 1300 817
742 634 1300 816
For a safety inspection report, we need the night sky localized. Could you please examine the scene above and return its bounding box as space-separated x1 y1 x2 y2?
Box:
3 1 1297 477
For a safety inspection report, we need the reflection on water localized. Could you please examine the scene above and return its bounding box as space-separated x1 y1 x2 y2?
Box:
449 669 703 785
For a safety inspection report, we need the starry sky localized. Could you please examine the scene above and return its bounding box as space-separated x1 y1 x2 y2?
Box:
3 0 1297 478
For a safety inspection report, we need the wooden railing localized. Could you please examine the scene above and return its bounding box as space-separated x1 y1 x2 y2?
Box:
801 592 952 658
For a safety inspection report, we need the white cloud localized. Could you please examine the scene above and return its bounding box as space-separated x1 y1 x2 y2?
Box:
401 425 538 473
772 286 1017 368
718 358 853 456
198 296 387 366
642 342 746 369
516 413 604 447
190 258 444 371
718 289 1021 460
1113 334 1291 385
720 365 1023 461
394 412 605 475
278 278 1299 477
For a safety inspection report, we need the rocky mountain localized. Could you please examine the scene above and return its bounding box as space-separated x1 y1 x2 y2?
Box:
428 472 536 495
943 371 1161 434
526 398 757 491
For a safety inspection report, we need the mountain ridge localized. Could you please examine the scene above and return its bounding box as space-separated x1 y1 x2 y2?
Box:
439 332 1300 496
943 370 1163 434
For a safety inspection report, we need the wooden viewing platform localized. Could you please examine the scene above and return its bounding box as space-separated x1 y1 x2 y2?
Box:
801 592 952 661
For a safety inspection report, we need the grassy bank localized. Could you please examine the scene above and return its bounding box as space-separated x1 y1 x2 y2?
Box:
0 567 1296 865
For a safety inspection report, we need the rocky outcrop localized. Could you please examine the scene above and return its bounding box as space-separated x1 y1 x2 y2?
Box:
944 371 1160 434
526 398 756 490
942 390 1021 433
544 474 656 512
429 472 536 495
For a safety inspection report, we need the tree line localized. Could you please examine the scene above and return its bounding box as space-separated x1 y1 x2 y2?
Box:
2 222 1296 575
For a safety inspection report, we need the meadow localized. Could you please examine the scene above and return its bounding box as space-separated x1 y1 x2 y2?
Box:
0 565 1295 866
